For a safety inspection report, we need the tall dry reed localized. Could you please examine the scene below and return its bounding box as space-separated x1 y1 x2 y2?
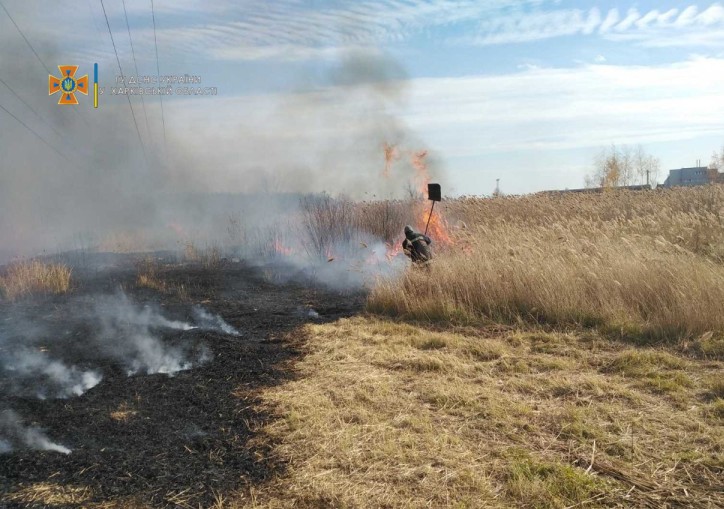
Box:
369 186 724 349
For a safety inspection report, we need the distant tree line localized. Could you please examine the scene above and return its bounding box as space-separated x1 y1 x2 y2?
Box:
586 141 724 189
585 144 660 189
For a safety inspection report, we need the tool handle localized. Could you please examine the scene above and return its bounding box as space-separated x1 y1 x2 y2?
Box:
424 201 436 236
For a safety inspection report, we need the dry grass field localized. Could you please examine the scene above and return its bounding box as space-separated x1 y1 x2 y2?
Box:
371 186 724 355
250 318 722 508
245 186 723 508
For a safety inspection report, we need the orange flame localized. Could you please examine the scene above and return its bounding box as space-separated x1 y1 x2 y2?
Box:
385 241 403 261
381 145 455 260
168 222 188 240
383 142 399 178
274 240 293 256
410 150 453 247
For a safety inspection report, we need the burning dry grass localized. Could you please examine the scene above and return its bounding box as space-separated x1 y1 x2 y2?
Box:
369 186 724 354
184 241 222 269
0 260 71 300
249 317 723 508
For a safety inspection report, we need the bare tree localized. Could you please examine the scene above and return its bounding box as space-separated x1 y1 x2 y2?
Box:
299 193 357 260
404 181 423 201
709 145 724 170
586 144 659 188
587 145 624 188
634 145 661 185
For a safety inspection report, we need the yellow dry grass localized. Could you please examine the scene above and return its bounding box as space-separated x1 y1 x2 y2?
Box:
184 241 222 269
5 482 92 506
135 257 188 299
245 317 722 508
0 260 71 300
370 186 724 355
109 401 139 422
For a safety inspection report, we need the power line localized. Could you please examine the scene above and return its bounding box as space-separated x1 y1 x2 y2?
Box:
0 101 71 163
0 76 65 142
0 75 99 165
151 0 167 155
0 0 90 127
121 0 152 141
100 0 148 167
0 0 50 74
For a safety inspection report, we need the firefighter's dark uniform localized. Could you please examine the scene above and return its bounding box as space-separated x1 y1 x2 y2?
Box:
402 226 432 264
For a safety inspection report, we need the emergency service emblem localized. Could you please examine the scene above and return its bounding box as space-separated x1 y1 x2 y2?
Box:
48 65 89 105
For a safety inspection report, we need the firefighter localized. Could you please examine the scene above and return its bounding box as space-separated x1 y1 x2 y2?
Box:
402 225 432 264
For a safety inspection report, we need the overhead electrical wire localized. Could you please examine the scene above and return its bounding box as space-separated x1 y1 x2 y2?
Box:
0 0 90 127
0 0 51 75
100 0 148 167
150 0 167 156
0 76 66 142
0 101 71 163
121 0 152 141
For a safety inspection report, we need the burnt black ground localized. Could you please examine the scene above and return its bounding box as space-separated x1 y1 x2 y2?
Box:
0 258 365 508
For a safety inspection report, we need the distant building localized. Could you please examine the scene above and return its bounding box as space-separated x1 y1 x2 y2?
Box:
663 166 724 187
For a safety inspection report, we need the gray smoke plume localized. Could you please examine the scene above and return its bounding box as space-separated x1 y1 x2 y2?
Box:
2 348 101 399
0 409 71 454
0 292 237 401
0 325 102 399
192 307 240 336
0 28 444 264
92 292 211 376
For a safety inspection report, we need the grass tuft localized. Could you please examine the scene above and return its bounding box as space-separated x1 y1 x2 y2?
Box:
0 261 71 300
504 449 604 508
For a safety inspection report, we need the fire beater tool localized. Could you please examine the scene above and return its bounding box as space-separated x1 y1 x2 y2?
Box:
424 183 441 236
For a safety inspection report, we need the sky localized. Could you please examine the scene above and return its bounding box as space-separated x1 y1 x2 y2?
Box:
1 0 724 196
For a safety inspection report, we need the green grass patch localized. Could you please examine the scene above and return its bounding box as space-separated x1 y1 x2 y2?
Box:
705 399 724 420
504 449 603 508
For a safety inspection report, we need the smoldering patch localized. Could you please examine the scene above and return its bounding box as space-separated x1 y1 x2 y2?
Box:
0 410 71 455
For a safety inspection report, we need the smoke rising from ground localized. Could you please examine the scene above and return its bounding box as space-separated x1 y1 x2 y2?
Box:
192 307 240 336
0 410 70 454
1 29 444 262
92 292 211 375
0 292 240 455
1 348 102 399
0 292 238 403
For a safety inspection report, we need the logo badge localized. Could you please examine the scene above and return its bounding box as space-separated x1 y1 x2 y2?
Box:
48 65 88 105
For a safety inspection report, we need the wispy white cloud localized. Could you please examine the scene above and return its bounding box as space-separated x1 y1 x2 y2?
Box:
460 3 724 48
6 1 724 65
598 9 620 34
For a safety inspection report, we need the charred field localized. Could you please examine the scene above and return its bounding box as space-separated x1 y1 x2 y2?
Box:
0 255 364 508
